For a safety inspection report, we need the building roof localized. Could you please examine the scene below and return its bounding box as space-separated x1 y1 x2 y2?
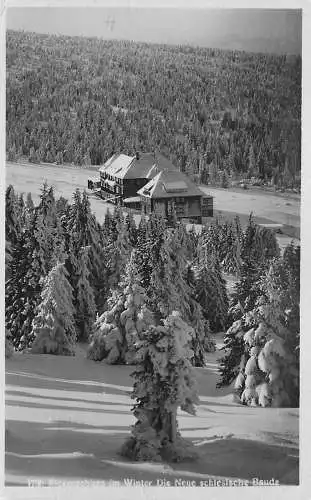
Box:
123 196 141 204
99 151 179 181
125 153 157 180
99 154 135 178
137 169 204 199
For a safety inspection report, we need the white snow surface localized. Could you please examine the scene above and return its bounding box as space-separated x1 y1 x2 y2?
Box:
5 337 299 489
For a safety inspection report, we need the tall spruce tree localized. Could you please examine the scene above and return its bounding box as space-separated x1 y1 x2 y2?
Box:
87 250 154 364
133 213 167 291
31 262 76 355
218 259 265 387
65 189 109 312
194 244 229 333
232 271 299 407
218 245 300 405
241 213 280 265
75 246 97 342
5 212 47 350
107 209 132 290
266 244 300 377
148 227 207 365
221 222 243 275
26 192 34 211
125 211 138 247
5 185 21 248
121 311 199 462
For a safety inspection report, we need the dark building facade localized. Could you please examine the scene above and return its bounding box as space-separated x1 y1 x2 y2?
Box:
98 152 159 202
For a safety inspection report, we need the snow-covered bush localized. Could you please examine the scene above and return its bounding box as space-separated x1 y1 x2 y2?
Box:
121 311 200 462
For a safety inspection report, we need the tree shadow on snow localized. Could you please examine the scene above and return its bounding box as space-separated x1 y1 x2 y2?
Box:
5 422 299 487
6 400 131 415
177 437 299 486
5 389 132 407
5 420 131 485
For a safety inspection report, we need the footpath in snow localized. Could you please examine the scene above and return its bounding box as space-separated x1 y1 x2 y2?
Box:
5 338 299 489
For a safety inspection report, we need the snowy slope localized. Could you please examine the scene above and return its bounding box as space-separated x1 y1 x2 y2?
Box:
5 341 299 489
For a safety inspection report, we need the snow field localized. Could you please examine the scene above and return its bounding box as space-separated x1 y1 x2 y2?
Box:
5 341 299 488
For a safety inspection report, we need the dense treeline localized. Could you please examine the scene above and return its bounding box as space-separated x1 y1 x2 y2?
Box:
6 30 301 189
5 184 299 409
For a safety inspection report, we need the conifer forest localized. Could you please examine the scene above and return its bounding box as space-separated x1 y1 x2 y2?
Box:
5 25 300 487
7 30 301 189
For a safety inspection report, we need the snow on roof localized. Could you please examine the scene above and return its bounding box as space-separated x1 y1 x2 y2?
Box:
146 163 159 179
164 181 188 193
99 152 181 181
138 170 203 199
99 153 160 180
99 154 135 177
123 196 141 203
138 172 162 198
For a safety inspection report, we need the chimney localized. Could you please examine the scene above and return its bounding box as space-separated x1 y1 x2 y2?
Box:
136 151 140 160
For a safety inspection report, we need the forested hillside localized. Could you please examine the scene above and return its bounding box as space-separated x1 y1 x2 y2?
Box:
6 30 301 189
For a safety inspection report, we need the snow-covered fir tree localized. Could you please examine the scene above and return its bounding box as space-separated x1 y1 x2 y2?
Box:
26 192 34 211
121 311 199 462
281 243 300 347
220 262 299 407
38 182 56 219
198 218 223 259
75 246 97 342
218 259 265 387
5 240 13 281
5 185 21 248
235 284 298 407
55 195 69 217
148 227 208 364
65 189 109 312
194 246 229 333
266 244 300 393
133 213 167 291
102 208 117 240
17 193 26 227
5 212 48 350
221 222 243 275
136 212 148 245
184 264 214 355
241 213 280 265
125 211 138 247
107 209 132 290
32 211 64 273
87 250 154 364
31 262 76 355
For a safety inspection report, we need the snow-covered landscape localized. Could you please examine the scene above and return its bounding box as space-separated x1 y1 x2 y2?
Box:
4 8 302 496
5 337 299 488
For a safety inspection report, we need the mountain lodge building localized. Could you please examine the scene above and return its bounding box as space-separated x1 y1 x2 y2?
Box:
89 151 213 224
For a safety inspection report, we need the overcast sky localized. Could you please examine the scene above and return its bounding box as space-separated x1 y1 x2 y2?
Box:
6 8 302 55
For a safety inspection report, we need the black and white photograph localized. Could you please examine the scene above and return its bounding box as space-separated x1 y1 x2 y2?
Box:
2 1 305 495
